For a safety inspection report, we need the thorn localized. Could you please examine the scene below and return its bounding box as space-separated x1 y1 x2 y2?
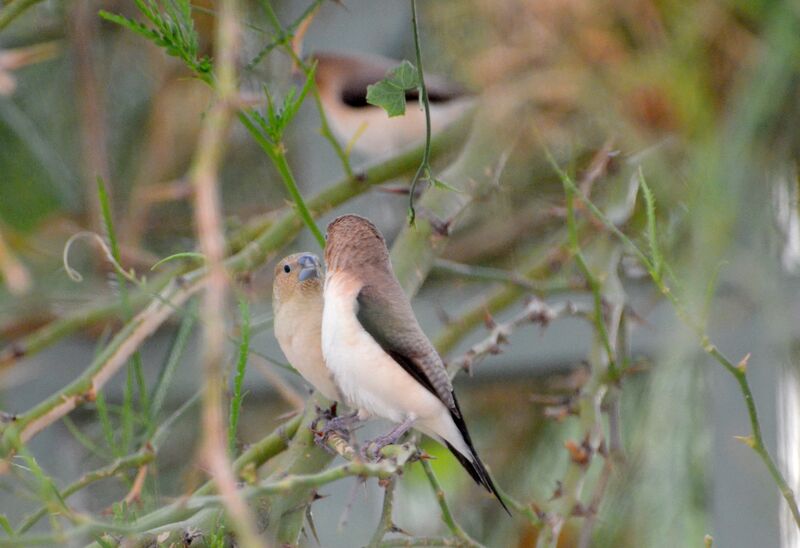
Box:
543 405 573 422
704 534 714 548
564 439 590 465
736 353 750 373
10 343 25 359
733 435 756 448
460 358 473 376
548 480 563 501
390 524 411 536
376 185 410 195
434 303 452 326
417 208 452 236
571 503 589 517
483 310 497 329
495 331 510 345
182 528 203 545
311 490 328 502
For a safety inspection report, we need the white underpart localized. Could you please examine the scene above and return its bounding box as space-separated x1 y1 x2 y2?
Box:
779 368 800 548
322 272 472 459
326 97 473 158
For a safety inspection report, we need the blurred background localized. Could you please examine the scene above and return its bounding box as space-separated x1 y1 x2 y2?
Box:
0 0 799 546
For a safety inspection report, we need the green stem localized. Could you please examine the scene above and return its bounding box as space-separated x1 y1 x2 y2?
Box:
0 0 43 30
17 450 155 534
378 538 477 547
238 112 326 248
367 477 397 547
0 271 174 370
228 298 250 456
548 148 800 528
420 459 482 548
431 258 574 293
407 0 433 224
560 171 616 377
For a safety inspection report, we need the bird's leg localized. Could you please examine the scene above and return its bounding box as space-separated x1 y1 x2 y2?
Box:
361 417 415 461
312 409 361 452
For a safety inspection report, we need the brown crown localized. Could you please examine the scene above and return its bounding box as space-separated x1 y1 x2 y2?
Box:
325 215 389 272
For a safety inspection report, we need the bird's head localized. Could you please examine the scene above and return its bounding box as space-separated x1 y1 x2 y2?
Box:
272 252 323 309
324 214 389 274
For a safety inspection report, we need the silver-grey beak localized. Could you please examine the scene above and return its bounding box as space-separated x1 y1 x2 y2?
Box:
297 254 319 282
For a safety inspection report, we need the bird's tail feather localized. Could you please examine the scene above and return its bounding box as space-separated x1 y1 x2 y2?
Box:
447 396 511 515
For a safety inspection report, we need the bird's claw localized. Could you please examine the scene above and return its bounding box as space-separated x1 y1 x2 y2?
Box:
360 418 414 461
311 409 358 454
359 435 398 462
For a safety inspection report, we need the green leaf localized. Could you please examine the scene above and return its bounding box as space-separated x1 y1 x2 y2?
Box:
432 178 463 193
391 60 420 89
366 81 407 117
638 168 662 279
366 60 420 118
100 1 211 79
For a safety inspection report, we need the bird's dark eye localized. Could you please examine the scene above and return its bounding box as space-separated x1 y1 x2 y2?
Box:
283 264 291 273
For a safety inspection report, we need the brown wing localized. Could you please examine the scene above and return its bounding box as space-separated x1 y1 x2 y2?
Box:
355 272 456 413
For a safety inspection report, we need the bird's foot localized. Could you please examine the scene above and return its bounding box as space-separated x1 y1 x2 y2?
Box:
360 418 414 461
312 410 359 453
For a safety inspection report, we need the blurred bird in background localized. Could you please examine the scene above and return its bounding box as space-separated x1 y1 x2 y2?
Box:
312 51 473 157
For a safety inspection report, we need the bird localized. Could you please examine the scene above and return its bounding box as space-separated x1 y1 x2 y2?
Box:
312 51 473 158
321 214 508 511
272 253 340 403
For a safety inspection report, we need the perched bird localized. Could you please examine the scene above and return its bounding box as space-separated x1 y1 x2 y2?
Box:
312 51 473 157
322 215 508 511
273 253 340 402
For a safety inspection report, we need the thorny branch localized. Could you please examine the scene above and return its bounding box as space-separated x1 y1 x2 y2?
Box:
187 0 263 544
447 297 590 378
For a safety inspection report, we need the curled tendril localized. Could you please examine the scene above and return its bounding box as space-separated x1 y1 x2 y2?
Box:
62 231 142 286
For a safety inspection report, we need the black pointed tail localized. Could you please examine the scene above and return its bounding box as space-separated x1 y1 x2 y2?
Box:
446 395 511 515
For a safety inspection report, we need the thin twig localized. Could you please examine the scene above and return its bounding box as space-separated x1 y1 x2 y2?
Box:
447 297 590 378
367 477 398 547
420 459 482 548
550 152 800 528
187 0 263 544
431 259 551 292
0 0 45 31
379 538 477 547
407 0 433 224
250 353 306 410
69 0 110 234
